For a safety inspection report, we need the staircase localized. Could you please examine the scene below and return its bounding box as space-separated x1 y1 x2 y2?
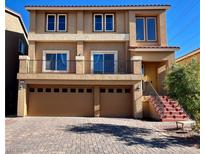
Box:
149 95 189 122
143 81 189 122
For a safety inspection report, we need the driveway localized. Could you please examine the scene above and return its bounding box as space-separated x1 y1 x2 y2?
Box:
6 117 199 154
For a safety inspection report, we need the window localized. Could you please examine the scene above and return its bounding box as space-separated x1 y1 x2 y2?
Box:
37 88 43 92
62 88 68 92
57 14 67 31
91 51 118 74
45 88 51 92
54 88 59 92
43 50 69 72
136 17 157 41
94 14 115 32
100 88 106 93
94 14 103 31
105 14 114 31
70 88 76 93
29 88 35 92
86 89 92 93
136 18 145 41
18 39 26 55
47 14 56 31
146 18 157 41
78 89 84 93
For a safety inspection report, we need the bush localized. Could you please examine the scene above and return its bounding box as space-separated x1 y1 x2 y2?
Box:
164 60 200 131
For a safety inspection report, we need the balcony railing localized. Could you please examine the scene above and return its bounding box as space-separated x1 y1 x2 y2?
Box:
19 59 136 74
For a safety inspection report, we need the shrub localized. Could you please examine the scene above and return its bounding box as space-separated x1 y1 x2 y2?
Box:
164 60 200 131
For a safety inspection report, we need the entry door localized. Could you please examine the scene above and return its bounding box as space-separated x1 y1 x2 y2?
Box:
143 62 158 90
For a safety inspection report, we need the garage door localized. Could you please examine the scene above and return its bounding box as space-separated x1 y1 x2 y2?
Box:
100 87 132 117
28 86 94 116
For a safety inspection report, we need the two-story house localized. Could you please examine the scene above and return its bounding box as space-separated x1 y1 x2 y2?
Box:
5 8 28 116
17 4 182 120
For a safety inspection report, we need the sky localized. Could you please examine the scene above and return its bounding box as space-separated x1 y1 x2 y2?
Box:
5 0 200 58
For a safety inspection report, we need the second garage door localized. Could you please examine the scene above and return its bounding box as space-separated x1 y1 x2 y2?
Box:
100 87 132 117
28 86 94 116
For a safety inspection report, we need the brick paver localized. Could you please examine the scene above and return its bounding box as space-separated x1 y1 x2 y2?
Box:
6 117 199 154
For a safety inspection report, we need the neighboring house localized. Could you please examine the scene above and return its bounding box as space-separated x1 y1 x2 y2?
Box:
5 8 28 116
176 48 200 65
17 4 183 120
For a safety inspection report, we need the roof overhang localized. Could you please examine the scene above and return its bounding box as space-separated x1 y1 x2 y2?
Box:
129 46 180 52
25 5 170 11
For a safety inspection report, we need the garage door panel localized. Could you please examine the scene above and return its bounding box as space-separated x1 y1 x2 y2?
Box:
28 87 94 116
100 87 132 117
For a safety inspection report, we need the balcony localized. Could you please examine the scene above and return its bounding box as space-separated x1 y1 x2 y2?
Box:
17 56 143 82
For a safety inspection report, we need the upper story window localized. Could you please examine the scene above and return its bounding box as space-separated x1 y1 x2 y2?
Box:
43 50 69 72
105 14 114 31
94 14 103 31
136 17 157 41
94 14 114 32
146 17 157 41
57 14 67 31
46 14 67 32
47 14 56 32
136 18 145 41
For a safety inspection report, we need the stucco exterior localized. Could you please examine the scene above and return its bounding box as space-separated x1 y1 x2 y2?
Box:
17 5 179 119
176 48 200 65
5 8 28 116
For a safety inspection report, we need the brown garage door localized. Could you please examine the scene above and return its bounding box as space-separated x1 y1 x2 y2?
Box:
28 86 94 116
100 87 132 117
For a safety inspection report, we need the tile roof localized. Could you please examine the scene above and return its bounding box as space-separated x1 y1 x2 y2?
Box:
129 46 180 49
25 4 170 7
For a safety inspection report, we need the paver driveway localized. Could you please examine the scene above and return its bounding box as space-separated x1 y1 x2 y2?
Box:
6 117 199 154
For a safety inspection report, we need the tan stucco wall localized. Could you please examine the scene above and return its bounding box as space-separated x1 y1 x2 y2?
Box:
34 42 77 73
83 42 128 73
30 9 167 39
176 52 200 65
33 10 128 34
128 10 167 47
131 51 175 64
5 12 25 35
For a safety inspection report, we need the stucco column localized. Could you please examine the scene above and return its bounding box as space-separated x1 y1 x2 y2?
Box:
133 81 143 119
128 11 136 46
17 80 27 116
28 41 36 73
131 56 142 74
19 56 30 73
77 41 84 56
94 87 100 117
75 56 85 74
77 11 84 34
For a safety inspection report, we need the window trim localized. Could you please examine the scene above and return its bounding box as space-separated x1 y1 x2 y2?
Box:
46 14 56 32
93 14 104 32
146 17 157 41
57 14 67 32
136 17 146 41
91 50 118 74
105 14 115 32
42 50 70 73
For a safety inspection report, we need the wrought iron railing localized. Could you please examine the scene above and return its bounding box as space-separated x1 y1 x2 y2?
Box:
143 81 165 117
26 60 134 74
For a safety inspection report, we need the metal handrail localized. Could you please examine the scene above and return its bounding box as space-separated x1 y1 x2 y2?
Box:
145 81 164 117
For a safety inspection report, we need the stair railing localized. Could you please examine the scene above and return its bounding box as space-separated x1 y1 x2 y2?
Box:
144 81 164 117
